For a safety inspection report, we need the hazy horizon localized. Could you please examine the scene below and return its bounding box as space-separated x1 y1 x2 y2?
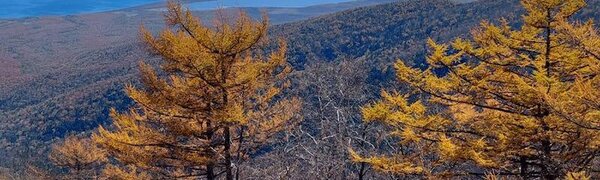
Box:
0 0 355 19
0 0 162 19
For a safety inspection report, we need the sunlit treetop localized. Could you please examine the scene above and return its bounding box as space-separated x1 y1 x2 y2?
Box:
93 1 301 179
355 0 600 179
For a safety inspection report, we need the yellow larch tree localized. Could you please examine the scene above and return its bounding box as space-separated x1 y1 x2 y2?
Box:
353 0 600 179
49 135 107 179
93 1 301 179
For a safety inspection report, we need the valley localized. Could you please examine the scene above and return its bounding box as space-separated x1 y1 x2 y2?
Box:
1 0 600 178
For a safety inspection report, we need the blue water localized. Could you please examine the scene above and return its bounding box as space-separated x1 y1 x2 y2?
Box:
0 0 355 19
0 0 162 19
188 0 353 11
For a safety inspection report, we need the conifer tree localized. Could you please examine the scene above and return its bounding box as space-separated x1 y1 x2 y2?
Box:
49 135 107 179
353 0 600 179
93 1 301 179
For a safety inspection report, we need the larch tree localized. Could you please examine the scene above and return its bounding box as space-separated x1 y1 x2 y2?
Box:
49 135 107 179
93 1 301 179
353 0 600 179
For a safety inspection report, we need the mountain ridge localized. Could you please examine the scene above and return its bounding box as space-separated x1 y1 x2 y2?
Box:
0 0 398 169
3 0 600 172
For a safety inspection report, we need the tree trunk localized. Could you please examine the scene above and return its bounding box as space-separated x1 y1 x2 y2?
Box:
235 127 245 180
207 164 215 180
224 127 234 180
520 156 528 179
358 162 367 180
207 123 216 180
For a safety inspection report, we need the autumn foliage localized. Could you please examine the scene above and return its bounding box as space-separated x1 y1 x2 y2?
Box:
355 0 600 179
48 135 107 179
40 0 600 179
87 1 301 179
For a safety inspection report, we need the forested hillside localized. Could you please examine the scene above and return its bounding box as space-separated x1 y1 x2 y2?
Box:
2 0 600 178
278 0 600 67
274 0 520 68
0 0 395 169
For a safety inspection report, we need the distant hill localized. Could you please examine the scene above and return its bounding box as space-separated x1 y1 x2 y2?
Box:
274 0 523 69
275 0 600 69
2 0 600 171
0 0 396 168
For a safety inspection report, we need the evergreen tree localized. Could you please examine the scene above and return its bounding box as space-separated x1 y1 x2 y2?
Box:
49 135 107 179
353 0 600 179
93 2 301 179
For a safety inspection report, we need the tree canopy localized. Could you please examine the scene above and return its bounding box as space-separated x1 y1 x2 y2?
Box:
91 2 301 179
355 0 600 179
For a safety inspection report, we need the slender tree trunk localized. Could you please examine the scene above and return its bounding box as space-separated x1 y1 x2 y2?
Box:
224 127 234 180
541 139 555 180
541 9 556 180
207 122 216 180
358 125 369 180
358 162 367 180
520 156 528 179
207 164 215 180
541 120 554 180
235 127 245 180
220 55 234 180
